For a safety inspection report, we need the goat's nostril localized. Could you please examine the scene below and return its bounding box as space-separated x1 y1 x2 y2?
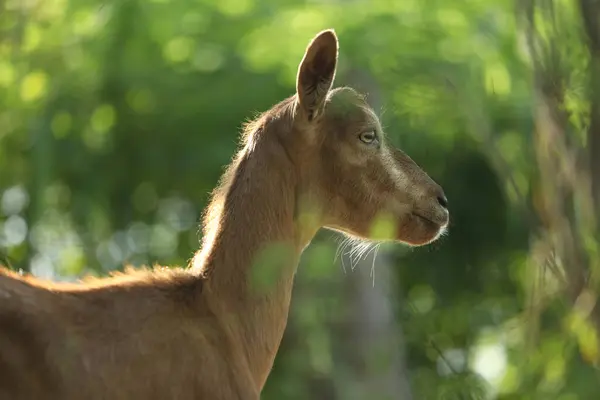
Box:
437 194 448 209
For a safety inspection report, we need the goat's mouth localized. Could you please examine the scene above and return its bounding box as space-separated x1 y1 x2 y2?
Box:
412 211 449 228
412 213 440 227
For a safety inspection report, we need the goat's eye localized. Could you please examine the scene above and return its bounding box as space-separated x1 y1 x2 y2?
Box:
359 131 378 144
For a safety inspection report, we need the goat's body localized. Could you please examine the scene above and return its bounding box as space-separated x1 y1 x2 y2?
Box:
0 30 449 399
0 268 258 400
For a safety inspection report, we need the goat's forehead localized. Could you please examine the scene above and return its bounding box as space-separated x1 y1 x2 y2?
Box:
326 89 379 123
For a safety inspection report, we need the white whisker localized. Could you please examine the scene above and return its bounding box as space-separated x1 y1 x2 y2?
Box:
336 236 353 274
370 244 380 287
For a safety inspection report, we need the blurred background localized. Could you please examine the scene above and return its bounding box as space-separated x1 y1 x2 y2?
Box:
2 0 600 398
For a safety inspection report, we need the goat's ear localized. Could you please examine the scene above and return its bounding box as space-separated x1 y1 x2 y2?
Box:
296 29 338 121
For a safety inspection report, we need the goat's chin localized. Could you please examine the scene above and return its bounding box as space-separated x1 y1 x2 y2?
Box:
396 213 446 246
326 214 446 247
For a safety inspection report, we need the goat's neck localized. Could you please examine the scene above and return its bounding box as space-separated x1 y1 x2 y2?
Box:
191 134 314 389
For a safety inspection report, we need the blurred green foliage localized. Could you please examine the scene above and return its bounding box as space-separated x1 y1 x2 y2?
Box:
1 0 600 398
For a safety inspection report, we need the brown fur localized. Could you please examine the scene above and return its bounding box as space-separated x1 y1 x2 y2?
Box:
0 30 448 400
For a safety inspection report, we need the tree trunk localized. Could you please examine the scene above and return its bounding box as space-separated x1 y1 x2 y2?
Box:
334 69 413 400
579 0 600 213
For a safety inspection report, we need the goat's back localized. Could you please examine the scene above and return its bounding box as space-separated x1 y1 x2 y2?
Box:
0 268 257 400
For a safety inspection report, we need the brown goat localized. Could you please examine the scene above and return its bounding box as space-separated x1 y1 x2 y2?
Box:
0 29 449 400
